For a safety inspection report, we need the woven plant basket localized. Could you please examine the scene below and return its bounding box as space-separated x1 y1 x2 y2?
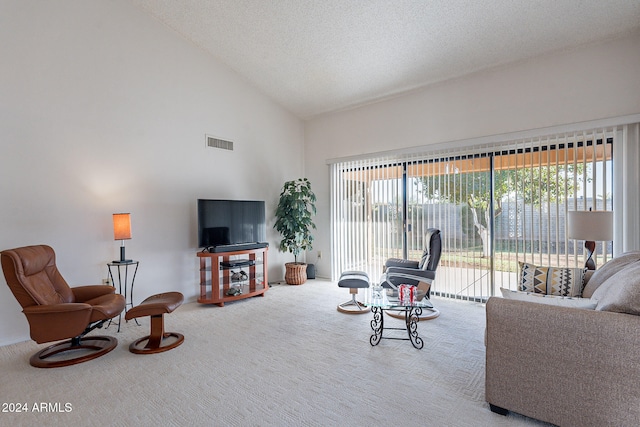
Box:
285 262 307 285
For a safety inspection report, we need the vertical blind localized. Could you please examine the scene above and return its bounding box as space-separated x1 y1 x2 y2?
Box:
330 127 616 300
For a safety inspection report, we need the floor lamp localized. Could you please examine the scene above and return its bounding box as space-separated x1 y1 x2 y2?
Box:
567 210 613 270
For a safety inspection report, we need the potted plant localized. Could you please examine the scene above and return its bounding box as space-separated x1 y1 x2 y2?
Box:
274 178 317 285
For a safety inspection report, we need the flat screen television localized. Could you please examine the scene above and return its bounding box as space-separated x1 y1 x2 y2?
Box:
197 199 266 250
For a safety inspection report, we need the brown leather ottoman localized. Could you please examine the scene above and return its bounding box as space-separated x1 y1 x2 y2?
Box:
125 292 184 354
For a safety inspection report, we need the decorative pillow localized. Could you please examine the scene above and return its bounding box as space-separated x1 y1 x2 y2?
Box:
593 261 640 315
582 251 640 298
519 262 586 297
500 287 597 309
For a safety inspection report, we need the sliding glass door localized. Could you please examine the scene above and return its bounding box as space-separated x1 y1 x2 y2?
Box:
492 136 614 291
407 155 493 300
330 128 614 301
331 160 404 276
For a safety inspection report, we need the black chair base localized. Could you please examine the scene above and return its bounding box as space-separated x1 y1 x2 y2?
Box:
29 336 118 368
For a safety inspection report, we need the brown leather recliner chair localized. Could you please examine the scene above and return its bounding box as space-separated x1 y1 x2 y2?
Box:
1 245 125 368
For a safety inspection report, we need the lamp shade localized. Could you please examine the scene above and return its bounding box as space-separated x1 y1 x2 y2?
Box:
113 213 132 240
567 211 613 241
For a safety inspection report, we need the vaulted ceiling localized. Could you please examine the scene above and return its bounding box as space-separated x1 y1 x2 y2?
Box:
131 1 640 120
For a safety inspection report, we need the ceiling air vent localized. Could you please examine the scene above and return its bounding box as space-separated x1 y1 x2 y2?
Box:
206 135 234 151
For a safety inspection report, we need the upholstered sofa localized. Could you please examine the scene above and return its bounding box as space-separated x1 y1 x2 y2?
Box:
485 252 640 427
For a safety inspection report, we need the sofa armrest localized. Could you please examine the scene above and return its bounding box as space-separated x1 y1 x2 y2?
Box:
485 297 640 426
22 304 92 343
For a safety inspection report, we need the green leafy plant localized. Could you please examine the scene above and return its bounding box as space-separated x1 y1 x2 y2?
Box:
274 178 317 264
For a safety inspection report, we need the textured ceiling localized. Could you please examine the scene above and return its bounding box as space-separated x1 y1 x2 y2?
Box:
131 0 640 119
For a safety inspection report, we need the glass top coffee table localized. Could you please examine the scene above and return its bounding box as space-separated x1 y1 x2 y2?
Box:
363 288 434 349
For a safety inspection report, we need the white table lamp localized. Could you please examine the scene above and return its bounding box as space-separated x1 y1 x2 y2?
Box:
567 210 613 270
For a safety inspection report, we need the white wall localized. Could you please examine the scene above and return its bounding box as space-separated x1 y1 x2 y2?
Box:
0 1 304 345
305 31 640 280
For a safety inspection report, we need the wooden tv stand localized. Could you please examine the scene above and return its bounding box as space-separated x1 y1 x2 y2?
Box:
197 246 268 306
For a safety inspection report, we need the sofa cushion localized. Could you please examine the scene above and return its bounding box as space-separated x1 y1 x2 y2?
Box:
518 262 586 297
500 287 597 309
582 251 640 298
592 261 640 315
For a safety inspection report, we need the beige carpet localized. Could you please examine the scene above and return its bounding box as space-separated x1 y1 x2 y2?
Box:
0 280 551 426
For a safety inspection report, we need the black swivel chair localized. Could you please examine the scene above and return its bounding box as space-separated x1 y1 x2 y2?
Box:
382 228 442 319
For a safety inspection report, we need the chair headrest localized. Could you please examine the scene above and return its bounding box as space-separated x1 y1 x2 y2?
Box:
11 245 56 276
419 229 441 271
1 245 73 307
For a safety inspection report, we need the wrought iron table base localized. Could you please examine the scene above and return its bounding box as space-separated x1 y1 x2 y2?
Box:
370 306 424 349
107 261 140 332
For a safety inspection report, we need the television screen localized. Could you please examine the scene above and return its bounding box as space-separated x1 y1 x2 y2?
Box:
197 199 266 249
